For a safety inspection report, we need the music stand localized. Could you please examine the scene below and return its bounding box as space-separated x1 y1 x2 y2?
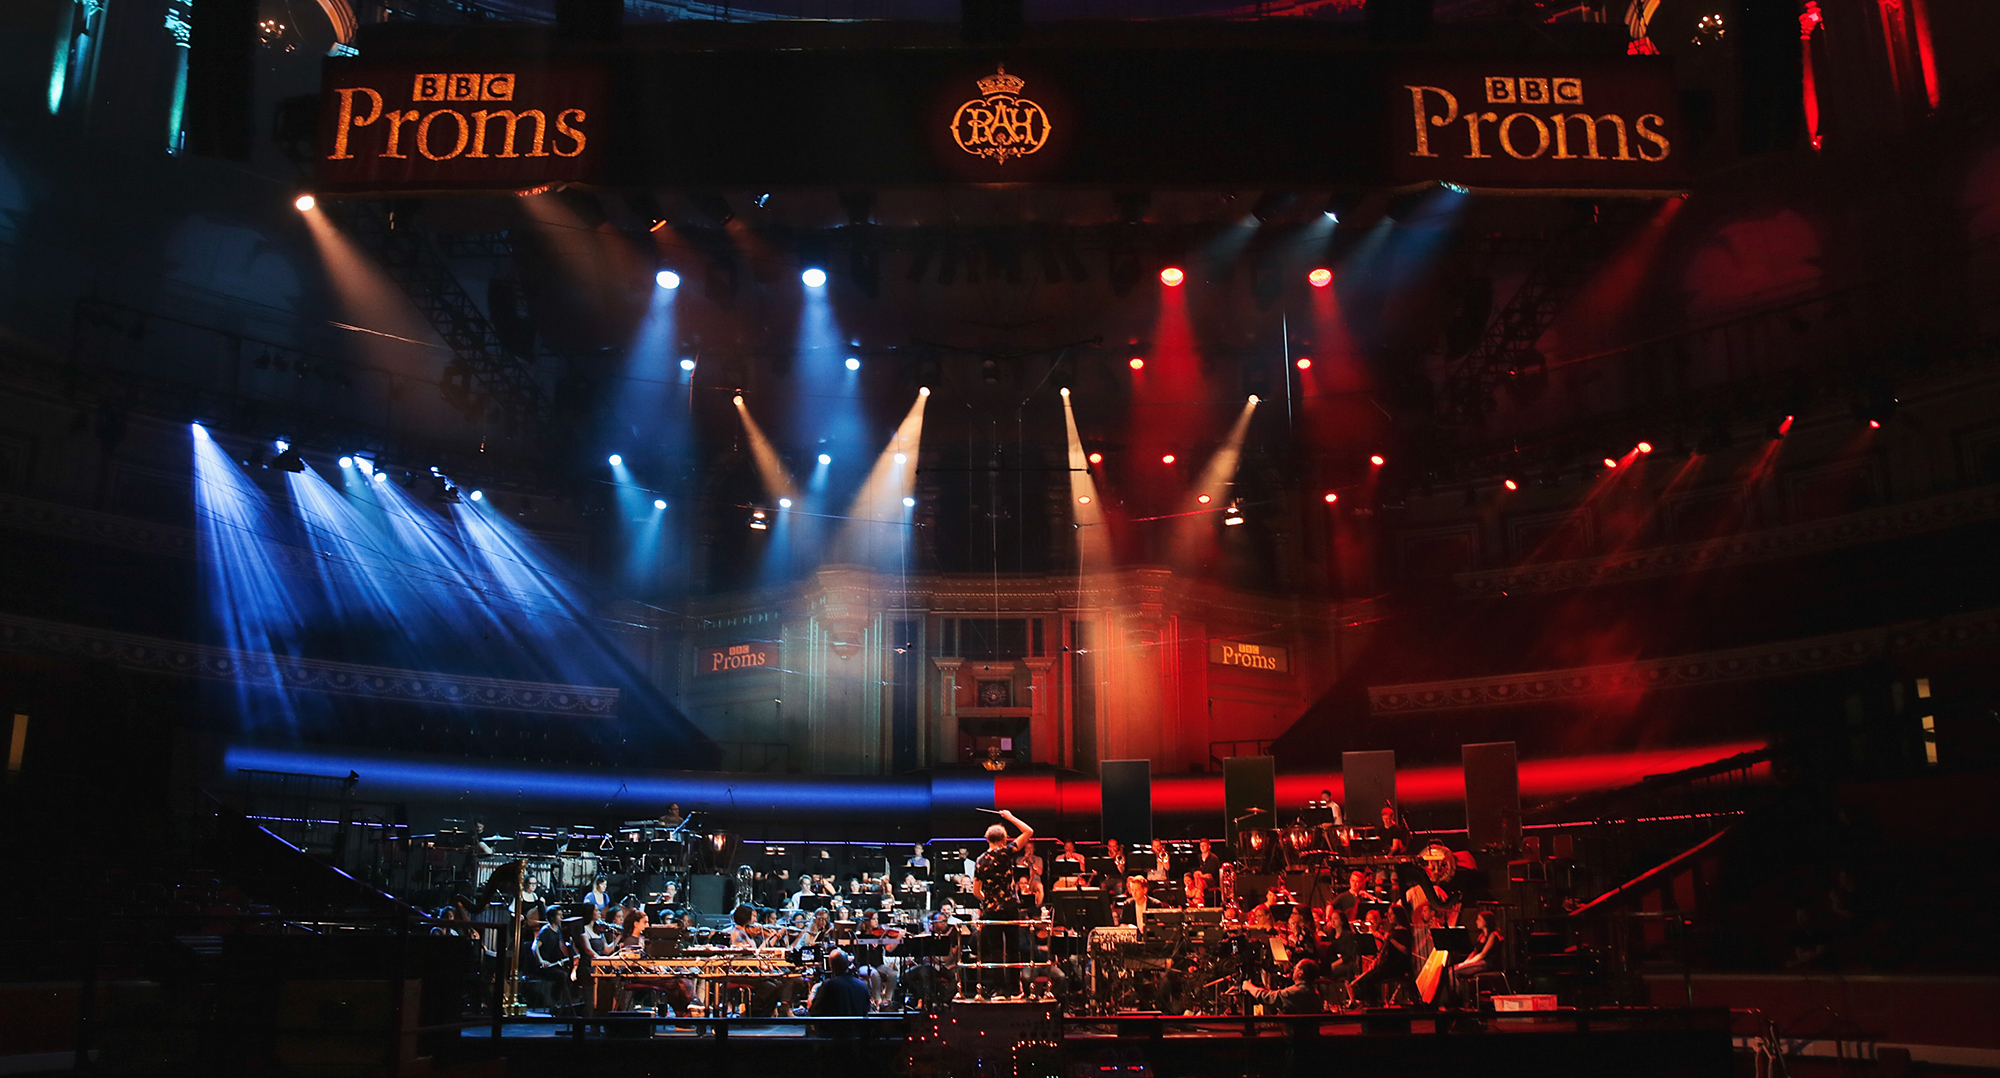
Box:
1052 889 1111 931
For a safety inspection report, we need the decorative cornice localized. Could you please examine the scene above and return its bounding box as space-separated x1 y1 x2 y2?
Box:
0 612 620 718
1369 608 2000 715
1455 485 2000 598
0 492 198 561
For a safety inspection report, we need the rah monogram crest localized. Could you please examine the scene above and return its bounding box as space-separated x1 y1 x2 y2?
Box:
950 66 1052 163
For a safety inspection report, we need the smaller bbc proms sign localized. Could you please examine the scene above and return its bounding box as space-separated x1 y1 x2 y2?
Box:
316 63 606 192
699 642 777 676
1209 639 1290 675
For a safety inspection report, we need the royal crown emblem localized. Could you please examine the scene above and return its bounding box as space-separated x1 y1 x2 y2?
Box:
951 65 1051 163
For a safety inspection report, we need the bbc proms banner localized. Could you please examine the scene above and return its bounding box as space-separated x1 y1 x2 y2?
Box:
316 48 1685 193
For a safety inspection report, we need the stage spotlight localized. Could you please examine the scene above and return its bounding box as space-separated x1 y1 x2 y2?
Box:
680 358 696 371
1077 495 1091 505
1197 494 1211 504
818 453 832 465
845 357 861 371
270 446 305 473
1129 356 1145 371
274 439 290 452
919 387 931 397
1296 357 1312 370
1248 394 1260 405
654 498 667 510
294 194 315 212
1161 454 1176 465
1088 452 1102 465
1223 502 1245 526
190 422 209 440
1059 387 1070 398
355 457 373 475
338 456 354 469
469 490 483 502
1603 457 1619 469
1503 479 1519 491
733 394 745 406
1307 268 1333 288
1369 454 1386 466
372 471 388 484
1636 441 1654 454
1778 414 1795 436
608 453 623 467
802 267 828 288
1324 491 1338 503
779 498 793 508
1158 266 1185 287
894 453 907 464
1868 419 1881 429
902 496 916 508
656 270 682 290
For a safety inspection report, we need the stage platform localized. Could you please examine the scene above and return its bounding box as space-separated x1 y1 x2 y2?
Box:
442 1005 1736 1077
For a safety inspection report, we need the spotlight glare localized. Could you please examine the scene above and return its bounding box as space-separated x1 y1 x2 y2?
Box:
1087 452 1102 465
1197 494 1211 505
1868 419 1881 429
293 194 315 212
1158 266 1185 287
1128 357 1145 371
355 458 373 475
1323 209 1339 223
190 422 209 440
1077 495 1091 505
844 357 861 371
919 386 931 397
338 455 354 469
733 394 745 406
655 270 682 290
902 496 916 508
801 267 828 288
1603 457 1619 469
372 471 388 484
608 453 623 467
654 498 668 510
1636 441 1654 454
778 498 793 508
894 453 907 464
469 490 483 502
1296 357 1312 370
818 453 832 465
1248 394 1260 405
1369 454 1385 466
680 358 696 371
273 439 289 452
1161 454 1176 465
1503 479 1519 491
1323 491 1338 503
1307 267 1333 288
1059 387 1070 397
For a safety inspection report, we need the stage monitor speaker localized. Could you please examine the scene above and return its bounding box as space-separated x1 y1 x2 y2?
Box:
1221 755 1276 846
687 873 728 915
1463 741 1521 854
1341 750 1397 824
1099 759 1152 851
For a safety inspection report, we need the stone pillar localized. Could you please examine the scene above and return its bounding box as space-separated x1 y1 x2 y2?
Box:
933 658 964 767
1023 657 1056 765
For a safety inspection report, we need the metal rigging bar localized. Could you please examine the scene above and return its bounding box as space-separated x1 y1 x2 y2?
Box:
328 200 550 432
1441 200 1653 425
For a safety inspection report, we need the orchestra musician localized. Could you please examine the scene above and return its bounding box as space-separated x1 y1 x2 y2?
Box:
971 808 1035 999
1242 958 1326 1015
585 877 612 914
1054 841 1085 873
1196 838 1225 879
807 949 873 1022
729 904 771 949
1104 838 1128 878
1450 910 1504 996
1147 840 1172 882
1114 875 1164 929
1348 905 1420 1007
856 909 906 1007
1377 803 1413 857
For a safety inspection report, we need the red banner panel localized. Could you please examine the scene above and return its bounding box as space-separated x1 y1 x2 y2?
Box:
316 62 607 192
1388 58 1688 194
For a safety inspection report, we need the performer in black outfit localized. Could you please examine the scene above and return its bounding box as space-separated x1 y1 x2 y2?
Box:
971 808 1035 999
1243 958 1326 1014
